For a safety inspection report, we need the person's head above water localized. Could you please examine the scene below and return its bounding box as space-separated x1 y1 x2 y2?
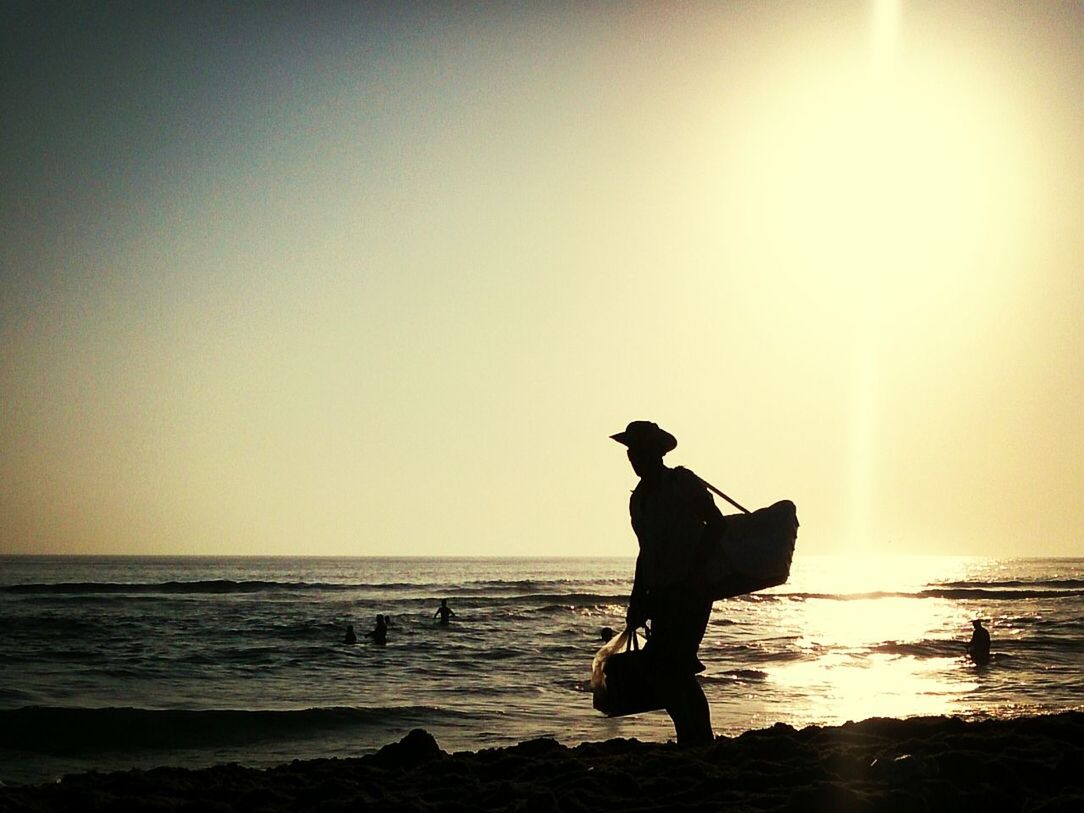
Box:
972 619 985 627
611 421 676 477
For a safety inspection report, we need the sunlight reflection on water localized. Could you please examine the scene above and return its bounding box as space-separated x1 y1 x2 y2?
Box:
718 555 992 728
785 553 978 596
772 650 981 725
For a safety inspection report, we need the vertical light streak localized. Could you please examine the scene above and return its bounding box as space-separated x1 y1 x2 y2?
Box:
845 0 902 550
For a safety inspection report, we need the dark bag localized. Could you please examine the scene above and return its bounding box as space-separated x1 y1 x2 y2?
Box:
590 628 664 717
703 499 799 600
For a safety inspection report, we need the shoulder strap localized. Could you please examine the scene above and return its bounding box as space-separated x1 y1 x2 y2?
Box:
695 474 751 514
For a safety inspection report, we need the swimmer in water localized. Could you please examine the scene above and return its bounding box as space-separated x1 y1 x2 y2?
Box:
434 599 456 626
368 614 388 645
967 619 991 664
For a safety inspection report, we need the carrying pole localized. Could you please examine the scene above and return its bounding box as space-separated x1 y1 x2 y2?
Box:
698 477 752 514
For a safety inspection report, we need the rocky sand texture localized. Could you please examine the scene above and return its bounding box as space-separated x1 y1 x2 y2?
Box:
1 712 1081 812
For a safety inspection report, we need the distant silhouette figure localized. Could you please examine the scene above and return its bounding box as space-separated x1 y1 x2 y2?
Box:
967 619 991 664
368 614 388 646
343 624 357 645
434 599 456 626
612 420 725 746
600 627 615 642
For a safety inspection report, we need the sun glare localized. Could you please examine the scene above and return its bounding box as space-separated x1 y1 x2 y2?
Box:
768 554 983 725
773 651 976 724
870 0 901 73
713 0 1038 553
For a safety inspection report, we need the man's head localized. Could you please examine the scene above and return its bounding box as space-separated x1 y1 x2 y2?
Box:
610 421 676 477
610 421 677 455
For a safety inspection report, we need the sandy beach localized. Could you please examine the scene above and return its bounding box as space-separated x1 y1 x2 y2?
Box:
2 711 1081 812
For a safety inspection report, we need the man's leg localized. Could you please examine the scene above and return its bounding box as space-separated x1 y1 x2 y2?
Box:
661 671 713 746
648 590 715 746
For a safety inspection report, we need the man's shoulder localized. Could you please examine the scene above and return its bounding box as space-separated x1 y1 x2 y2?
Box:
668 466 708 493
669 465 702 483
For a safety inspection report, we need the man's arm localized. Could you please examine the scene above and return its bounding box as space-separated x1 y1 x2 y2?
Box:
627 552 648 629
703 494 726 539
683 470 726 563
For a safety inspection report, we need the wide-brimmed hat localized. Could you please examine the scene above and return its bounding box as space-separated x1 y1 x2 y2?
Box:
610 421 677 456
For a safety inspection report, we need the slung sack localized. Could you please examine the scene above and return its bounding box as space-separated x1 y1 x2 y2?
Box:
703 499 798 600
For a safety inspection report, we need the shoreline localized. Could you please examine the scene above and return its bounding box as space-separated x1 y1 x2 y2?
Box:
2 712 1081 811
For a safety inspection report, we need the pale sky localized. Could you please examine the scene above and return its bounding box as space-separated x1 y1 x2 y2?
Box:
2 1 1082 557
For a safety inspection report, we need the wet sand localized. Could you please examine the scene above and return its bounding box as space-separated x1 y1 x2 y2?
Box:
2 712 1081 812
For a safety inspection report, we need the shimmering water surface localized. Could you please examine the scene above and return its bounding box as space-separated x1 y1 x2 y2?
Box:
1 555 1081 784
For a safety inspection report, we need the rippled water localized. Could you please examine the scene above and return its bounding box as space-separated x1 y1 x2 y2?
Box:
1 554 1081 784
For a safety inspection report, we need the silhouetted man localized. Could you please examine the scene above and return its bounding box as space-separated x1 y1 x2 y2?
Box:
612 420 725 746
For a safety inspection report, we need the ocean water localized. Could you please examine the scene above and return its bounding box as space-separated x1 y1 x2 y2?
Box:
1 555 1081 785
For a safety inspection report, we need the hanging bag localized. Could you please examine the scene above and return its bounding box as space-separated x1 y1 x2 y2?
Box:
591 627 664 717
703 499 799 599
695 477 799 600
